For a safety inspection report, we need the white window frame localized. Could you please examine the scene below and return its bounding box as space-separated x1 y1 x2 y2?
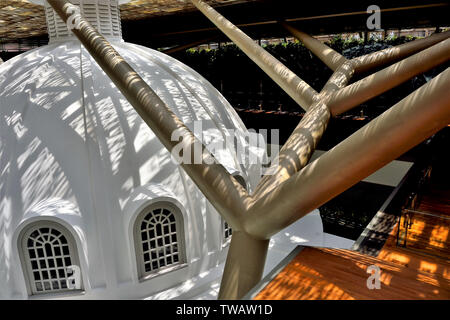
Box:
19 220 83 296
133 202 187 281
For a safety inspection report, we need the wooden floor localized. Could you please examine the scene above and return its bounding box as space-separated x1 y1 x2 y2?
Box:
254 182 450 300
254 241 450 300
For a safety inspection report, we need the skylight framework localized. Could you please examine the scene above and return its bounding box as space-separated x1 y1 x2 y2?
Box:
0 0 253 40
45 0 450 300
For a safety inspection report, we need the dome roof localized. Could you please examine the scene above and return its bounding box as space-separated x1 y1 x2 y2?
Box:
0 40 262 299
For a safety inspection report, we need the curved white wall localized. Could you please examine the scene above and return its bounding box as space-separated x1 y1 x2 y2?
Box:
0 40 264 299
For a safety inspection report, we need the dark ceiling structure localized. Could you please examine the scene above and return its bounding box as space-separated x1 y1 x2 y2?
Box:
122 0 449 49
2 0 448 50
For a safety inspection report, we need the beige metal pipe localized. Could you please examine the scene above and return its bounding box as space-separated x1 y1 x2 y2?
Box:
281 23 449 76
47 0 250 230
282 22 449 78
320 60 356 93
223 61 356 299
256 31 450 194
218 231 269 300
252 101 330 198
352 30 450 74
253 61 355 198
190 0 318 111
224 62 357 300
328 38 450 115
244 67 450 239
281 22 347 71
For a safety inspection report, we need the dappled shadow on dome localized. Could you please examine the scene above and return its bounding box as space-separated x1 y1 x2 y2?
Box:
80 42 249 210
0 39 251 214
0 75 81 297
114 43 249 164
126 43 246 127
0 43 97 296
0 37 256 297
0 47 88 211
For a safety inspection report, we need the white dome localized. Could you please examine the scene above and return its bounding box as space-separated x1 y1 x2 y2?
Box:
0 40 265 299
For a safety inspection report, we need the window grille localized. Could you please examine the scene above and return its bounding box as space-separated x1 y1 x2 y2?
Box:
223 220 233 240
135 203 185 278
20 222 81 295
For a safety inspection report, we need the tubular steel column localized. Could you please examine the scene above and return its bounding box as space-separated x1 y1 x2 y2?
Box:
254 29 450 197
281 22 347 71
251 27 351 198
328 38 450 115
220 63 356 300
218 231 270 300
244 68 450 239
256 26 450 197
352 30 450 74
190 0 317 111
281 22 450 76
253 61 355 198
46 0 250 231
189 0 316 298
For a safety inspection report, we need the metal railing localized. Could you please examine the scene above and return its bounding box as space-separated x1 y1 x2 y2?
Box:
397 208 450 260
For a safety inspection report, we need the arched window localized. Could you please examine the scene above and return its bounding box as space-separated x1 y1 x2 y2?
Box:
19 221 82 295
134 202 186 279
223 220 232 240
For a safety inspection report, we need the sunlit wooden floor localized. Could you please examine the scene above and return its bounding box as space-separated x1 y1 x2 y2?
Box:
254 243 449 300
254 183 450 300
